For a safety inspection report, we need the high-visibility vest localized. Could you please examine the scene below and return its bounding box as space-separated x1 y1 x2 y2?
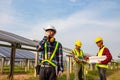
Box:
72 49 84 58
96 46 108 68
41 41 59 67
72 49 84 64
73 49 88 75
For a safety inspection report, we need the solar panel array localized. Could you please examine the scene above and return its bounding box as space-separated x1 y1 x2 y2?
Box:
0 46 35 59
0 30 38 47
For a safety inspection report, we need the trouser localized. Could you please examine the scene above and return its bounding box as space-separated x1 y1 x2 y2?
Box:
74 63 83 80
39 65 57 80
97 67 107 80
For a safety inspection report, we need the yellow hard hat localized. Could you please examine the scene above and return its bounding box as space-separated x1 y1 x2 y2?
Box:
95 37 103 43
75 40 82 47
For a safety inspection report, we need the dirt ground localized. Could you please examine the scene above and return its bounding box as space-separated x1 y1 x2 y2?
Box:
0 74 115 80
107 70 120 80
0 74 34 80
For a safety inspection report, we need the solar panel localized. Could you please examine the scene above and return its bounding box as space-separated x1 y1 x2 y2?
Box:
0 46 35 59
17 49 35 59
0 46 11 57
0 30 38 47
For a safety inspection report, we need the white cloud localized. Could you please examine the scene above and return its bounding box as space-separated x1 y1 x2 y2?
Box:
0 0 13 5
21 1 120 59
27 5 120 40
0 13 14 25
70 0 77 3
0 0 15 25
0 0 119 59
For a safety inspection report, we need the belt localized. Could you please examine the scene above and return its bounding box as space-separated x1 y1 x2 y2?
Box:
41 64 51 67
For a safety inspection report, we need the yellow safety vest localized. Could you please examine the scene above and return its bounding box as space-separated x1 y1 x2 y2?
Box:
96 46 108 68
72 49 84 64
72 49 88 74
72 49 84 58
41 41 59 67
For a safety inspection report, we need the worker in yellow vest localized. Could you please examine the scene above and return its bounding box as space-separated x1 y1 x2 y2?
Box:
95 37 112 80
37 25 63 80
72 40 87 80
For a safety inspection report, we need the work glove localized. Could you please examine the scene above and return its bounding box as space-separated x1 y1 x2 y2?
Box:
57 71 62 77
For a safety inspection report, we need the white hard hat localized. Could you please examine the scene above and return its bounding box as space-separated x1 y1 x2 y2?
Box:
44 25 56 33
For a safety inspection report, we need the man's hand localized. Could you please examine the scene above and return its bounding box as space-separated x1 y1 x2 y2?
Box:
98 60 102 64
57 71 62 76
37 45 41 51
74 58 79 63
44 32 50 38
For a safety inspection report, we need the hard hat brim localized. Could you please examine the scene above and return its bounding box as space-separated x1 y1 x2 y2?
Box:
44 29 56 33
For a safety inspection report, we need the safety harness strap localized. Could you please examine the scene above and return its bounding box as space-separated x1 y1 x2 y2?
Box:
50 42 59 61
44 42 47 59
42 41 59 67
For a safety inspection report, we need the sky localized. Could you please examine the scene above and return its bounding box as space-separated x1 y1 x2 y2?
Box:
0 0 120 60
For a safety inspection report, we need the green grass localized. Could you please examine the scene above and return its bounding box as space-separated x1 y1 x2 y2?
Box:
57 70 98 80
57 69 120 80
3 66 34 74
1 66 120 80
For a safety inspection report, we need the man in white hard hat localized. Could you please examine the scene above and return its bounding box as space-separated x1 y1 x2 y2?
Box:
95 37 112 80
37 25 63 80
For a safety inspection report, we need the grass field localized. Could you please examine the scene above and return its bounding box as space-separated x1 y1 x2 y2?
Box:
58 68 120 80
0 66 120 80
